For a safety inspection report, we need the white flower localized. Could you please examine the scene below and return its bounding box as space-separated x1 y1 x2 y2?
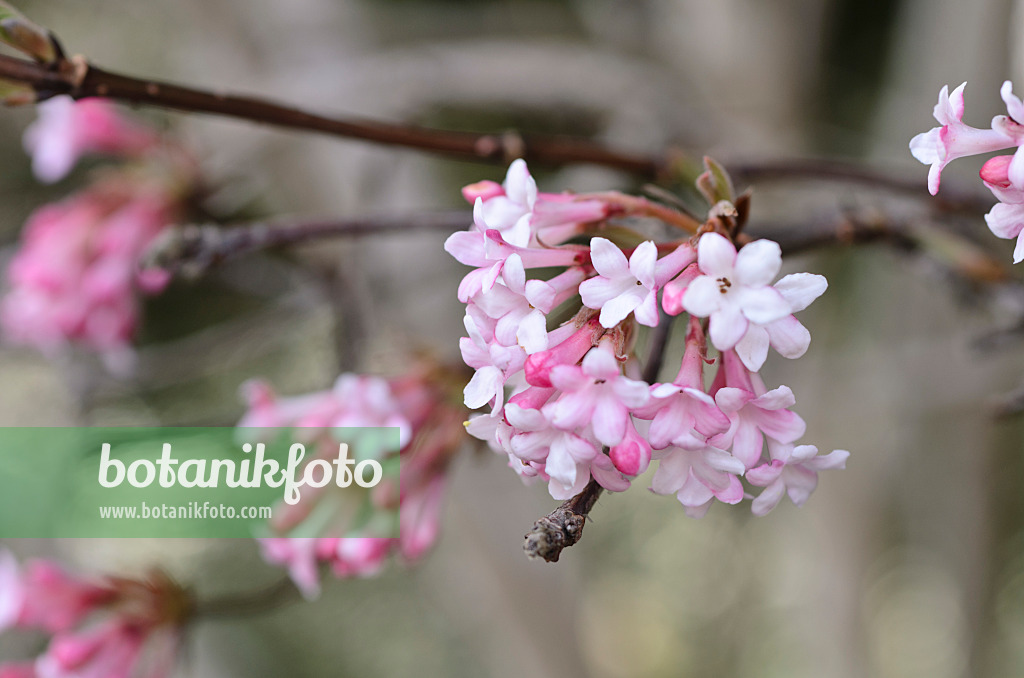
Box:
580 238 694 328
681 233 790 351
746 443 849 516
475 159 537 247
733 272 828 371
909 83 1016 195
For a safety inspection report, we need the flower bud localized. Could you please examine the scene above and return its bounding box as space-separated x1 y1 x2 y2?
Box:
0 3 58 64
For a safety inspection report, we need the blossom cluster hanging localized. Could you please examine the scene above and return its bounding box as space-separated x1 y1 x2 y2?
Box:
447 160 848 517
236 366 464 597
0 551 187 678
911 81 1024 263
1 96 195 371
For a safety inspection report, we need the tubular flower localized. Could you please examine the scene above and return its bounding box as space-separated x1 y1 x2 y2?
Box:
237 366 464 598
450 160 847 515
911 81 1024 263
0 552 187 678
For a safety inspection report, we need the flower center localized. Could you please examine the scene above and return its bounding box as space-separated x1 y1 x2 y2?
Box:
717 277 732 294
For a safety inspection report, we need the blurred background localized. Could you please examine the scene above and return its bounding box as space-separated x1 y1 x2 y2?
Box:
2 0 1024 676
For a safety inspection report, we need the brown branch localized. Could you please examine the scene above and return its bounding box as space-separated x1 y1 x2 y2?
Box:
751 212 1011 285
0 52 662 176
748 214 919 256
144 210 472 277
0 53 992 209
727 158 993 215
523 478 603 563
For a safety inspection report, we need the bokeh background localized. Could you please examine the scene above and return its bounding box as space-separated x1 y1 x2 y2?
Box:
2 0 1024 676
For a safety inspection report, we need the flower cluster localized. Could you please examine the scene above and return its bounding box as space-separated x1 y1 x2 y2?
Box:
449 160 848 516
911 81 1024 263
2 96 192 370
237 367 463 598
0 551 186 678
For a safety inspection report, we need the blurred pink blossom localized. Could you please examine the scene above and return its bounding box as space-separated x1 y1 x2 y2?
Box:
0 552 185 678
24 96 159 184
238 368 462 598
1 180 177 368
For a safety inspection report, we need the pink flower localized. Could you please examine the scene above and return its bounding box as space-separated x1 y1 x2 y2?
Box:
239 373 412 443
23 96 158 184
1 182 175 366
633 318 730 449
398 475 447 561
239 368 460 597
0 551 23 633
523 318 604 388
661 262 700 316
0 555 185 678
469 159 537 247
463 159 610 247
650 443 746 518
608 418 652 476
507 403 600 498
14 561 116 634
681 233 791 351
543 339 650 448
580 238 695 328
746 443 849 516
0 556 122 638
710 351 806 469
980 154 1024 263
259 538 391 598
0 663 36 678
909 83 1016 195
445 200 584 302
448 163 849 514
465 262 585 355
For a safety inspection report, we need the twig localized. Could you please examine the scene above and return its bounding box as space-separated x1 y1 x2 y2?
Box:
191 576 301 620
524 479 603 563
727 158 993 215
0 52 995 208
0 53 662 176
747 214 919 256
143 210 472 277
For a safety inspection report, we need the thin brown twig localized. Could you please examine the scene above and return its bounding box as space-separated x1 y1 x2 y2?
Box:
0 53 662 176
0 52 995 211
143 210 472 277
727 158 993 215
747 214 919 256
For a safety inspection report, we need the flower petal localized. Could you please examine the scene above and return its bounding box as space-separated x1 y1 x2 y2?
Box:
734 239 782 287
751 480 785 516
735 324 770 371
708 305 748 351
628 241 658 288
598 290 643 328
766 315 811 359
680 275 722 318
736 286 791 325
697 232 736 278
589 237 630 277
774 273 827 312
